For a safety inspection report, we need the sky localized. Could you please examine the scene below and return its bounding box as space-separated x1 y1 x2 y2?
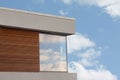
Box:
0 0 120 80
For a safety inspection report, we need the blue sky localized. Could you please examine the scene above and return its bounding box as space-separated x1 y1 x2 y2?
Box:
0 0 120 80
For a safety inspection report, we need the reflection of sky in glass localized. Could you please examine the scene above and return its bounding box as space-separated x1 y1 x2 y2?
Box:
39 34 67 71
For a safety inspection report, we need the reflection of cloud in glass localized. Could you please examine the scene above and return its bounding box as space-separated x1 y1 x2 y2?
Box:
40 34 65 43
40 49 67 71
40 61 66 71
39 34 67 71
40 55 49 61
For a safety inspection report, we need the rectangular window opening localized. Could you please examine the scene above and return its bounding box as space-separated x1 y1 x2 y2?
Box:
39 33 67 72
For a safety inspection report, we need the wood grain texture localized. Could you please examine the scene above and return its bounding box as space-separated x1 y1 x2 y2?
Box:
0 27 39 72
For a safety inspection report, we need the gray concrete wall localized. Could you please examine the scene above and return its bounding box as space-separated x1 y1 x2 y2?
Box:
0 7 75 35
0 72 77 80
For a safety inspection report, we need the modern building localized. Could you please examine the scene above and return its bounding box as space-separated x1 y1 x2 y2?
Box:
0 7 76 80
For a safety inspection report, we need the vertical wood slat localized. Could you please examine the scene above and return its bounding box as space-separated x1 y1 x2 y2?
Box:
0 27 39 72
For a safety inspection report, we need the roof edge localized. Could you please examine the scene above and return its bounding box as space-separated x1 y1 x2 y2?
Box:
0 7 76 35
0 7 75 21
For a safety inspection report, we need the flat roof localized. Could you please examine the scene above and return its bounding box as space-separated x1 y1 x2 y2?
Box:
0 7 75 35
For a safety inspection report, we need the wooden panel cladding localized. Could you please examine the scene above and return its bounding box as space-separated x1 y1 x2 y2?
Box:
0 27 39 72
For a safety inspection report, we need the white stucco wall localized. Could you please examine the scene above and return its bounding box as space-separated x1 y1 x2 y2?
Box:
0 7 75 35
0 72 77 80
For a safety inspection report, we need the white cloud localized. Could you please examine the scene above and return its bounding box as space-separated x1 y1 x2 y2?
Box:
61 0 120 18
67 33 95 53
104 3 120 18
78 48 101 67
68 34 101 67
68 62 117 80
79 48 100 59
67 33 118 80
59 10 68 16
32 0 120 18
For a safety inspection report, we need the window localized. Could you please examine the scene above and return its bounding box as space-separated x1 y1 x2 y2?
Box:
39 33 67 71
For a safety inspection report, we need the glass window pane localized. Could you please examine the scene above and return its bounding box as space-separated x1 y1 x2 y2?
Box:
39 33 67 71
